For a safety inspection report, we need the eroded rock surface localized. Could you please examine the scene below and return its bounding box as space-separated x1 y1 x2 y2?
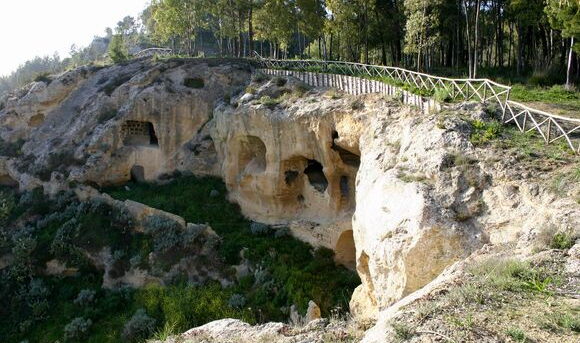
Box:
1 59 579 343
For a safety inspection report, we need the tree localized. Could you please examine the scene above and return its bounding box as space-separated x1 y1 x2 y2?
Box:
152 0 206 56
109 34 128 63
545 0 580 89
403 0 444 71
254 0 296 58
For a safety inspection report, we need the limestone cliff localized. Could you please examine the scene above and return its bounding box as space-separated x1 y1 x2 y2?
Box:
1 59 578 343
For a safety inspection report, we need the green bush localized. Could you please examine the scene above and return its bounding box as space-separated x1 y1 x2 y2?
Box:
34 73 52 85
434 87 451 103
64 317 92 341
551 232 575 250
121 309 156 342
470 119 502 145
259 95 280 109
109 34 128 64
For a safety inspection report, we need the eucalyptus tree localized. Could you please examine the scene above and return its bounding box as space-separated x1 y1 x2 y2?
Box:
545 0 580 88
403 0 444 71
152 0 207 56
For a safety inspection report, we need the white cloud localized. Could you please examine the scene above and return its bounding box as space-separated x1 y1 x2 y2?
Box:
0 0 149 76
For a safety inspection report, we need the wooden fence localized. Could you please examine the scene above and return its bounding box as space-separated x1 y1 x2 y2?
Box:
134 48 173 59
258 69 440 114
256 56 580 154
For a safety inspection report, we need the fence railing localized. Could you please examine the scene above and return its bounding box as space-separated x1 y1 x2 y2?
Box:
258 68 440 114
134 48 173 59
255 56 580 154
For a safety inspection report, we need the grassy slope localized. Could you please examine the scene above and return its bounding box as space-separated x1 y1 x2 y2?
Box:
106 176 360 319
1 176 359 343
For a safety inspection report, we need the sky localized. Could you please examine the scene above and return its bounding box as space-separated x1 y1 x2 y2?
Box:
0 0 150 76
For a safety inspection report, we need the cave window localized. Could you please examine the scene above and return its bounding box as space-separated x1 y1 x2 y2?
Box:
335 230 356 270
122 121 159 147
340 176 349 197
130 165 145 183
304 159 328 193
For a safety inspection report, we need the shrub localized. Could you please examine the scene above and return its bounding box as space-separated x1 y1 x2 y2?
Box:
74 289 96 306
434 87 451 103
34 73 52 85
506 327 526 342
228 293 247 309
63 317 92 341
143 215 183 253
184 78 204 89
470 119 502 145
259 96 280 109
121 308 156 341
109 34 128 64
252 73 269 83
250 222 271 235
0 190 15 222
551 231 575 250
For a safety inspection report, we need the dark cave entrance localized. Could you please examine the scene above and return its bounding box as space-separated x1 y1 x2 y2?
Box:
304 159 328 193
122 121 159 147
130 165 145 183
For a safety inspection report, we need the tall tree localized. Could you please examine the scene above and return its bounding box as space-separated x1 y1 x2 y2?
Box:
545 0 580 89
152 0 206 55
403 0 444 71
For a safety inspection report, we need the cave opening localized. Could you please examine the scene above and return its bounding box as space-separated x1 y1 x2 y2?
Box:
238 136 267 174
304 159 328 193
147 122 159 146
130 165 145 183
335 230 356 270
331 131 360 168
121 121 159 147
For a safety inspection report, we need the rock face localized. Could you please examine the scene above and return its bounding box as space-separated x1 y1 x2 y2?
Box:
2 59 579 342
0 59 252 189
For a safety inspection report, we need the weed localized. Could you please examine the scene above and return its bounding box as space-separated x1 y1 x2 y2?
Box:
550 231 575 250
34 73 52 85
392 322 416 341
470 119 502 145
505 327 526 342
434 87 451 103
259 96 280 109
245 86 256 94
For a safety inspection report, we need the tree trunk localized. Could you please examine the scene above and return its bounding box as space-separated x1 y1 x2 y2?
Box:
474 0 480 77
566 37 575 90
517 25 524 77
463 1 473 78
248 6 254 57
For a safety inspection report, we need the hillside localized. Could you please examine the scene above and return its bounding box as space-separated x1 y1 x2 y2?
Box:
0 58 578 343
